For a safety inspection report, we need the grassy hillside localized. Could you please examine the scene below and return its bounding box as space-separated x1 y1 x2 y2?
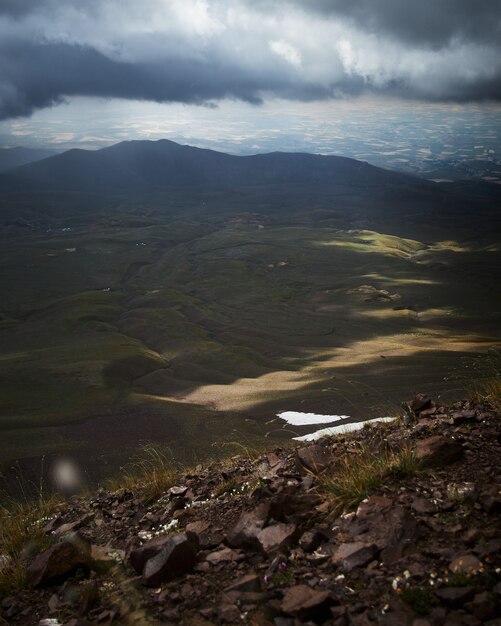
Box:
0 175 500 493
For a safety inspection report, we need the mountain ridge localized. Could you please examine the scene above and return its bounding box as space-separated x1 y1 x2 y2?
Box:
1 138 424 192
0 146 59 173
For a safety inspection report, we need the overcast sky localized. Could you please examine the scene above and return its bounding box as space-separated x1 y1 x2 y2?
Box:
0 0 500 152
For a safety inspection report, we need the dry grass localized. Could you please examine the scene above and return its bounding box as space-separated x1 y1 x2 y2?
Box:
469 348 501 411
320 442 421 515
108 444 178 503
0 496 61 598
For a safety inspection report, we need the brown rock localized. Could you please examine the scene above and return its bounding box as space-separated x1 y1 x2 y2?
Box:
299 529 324 552
414 436 464 467
451 410 476 425
479 490 501 513
129 535 172 574
142 533 199 587
226 503 270 549
90 545 124 574
352 497 419 563
464 592 497 620
448 554 482 575
443 610 482 625
332 542 378 571
27 541 90 587
435 586 475 607
206 548 243 564
218 603 241 623
52 520 82 536
409 394 432 414
295 445 333 474
186 520 224 549
280 584 332 621
225 574 261 593
167 485 188 498
224 591 268 606
411 497 436 515
256 523 297 554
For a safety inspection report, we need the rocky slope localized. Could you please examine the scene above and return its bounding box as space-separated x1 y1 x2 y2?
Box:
1 396 500 626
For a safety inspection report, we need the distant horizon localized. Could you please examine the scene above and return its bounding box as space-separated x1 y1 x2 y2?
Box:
1 1 500 177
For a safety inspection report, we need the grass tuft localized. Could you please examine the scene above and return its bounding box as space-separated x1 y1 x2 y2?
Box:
400 588 435 616
469 348 501 411
0 496 61 598
107 444 178 503
320 443 421 514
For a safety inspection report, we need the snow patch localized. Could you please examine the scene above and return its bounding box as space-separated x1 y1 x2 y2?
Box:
293 417 395 442
277 411 350 426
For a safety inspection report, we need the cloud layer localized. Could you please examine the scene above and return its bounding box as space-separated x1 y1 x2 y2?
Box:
1 0 500 120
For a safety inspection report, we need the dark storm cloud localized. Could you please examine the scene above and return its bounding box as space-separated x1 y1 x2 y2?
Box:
0 38 354 120
286 0 501 46
0 0 500 120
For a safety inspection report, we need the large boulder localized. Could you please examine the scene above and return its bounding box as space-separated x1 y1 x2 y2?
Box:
226 503 270 549
295 445 333 474
414 435 464 467
129 535 173 574
256 523 298 554
142 533 199 587
332 542 378 571
27 541 91 587
352 496 420 563
280 585 333 621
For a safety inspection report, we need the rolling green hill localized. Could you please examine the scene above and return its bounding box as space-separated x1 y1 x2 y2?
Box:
0 141 500 492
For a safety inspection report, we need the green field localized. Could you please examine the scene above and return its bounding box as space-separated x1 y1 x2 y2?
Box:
0 184 500 491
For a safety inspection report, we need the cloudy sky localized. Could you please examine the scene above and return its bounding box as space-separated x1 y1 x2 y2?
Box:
0 0 500 155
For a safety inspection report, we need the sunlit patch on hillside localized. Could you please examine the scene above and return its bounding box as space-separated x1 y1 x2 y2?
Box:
177 330 498 412
317 230 425 259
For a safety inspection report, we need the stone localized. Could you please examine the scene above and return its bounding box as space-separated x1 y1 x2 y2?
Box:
351 497 419 563
206 548 243 564
52 521 82 537
226 503 270 549
224 591 267 606
295 445 333 474
411 497 436 515
256 523 297 554
451 410 476 425
129 535 172 574
218 603 240 623
448 554 482 575
27 541 90 588
409 394 432 414
479 491 501 513
414 436 464 467
90 545 124 574
280 584 332 621
444 610 482 625
225 574 261 594
332 542 378 571
142 533 199 587
167 485 188 498
434 586 475 607
464 592 497 621
186 520 224 549
298 529 324 552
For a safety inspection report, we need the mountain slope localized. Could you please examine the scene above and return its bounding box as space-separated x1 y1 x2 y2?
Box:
0 147 58 172
2 139 423 191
